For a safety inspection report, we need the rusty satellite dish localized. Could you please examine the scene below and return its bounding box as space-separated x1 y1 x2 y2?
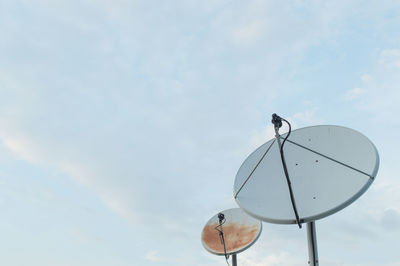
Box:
201 208 262 264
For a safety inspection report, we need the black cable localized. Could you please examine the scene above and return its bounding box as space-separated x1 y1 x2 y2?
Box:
275 115 302 228
225 256 231 266
280 118 291 152
222 234 231 266
215 215 231 266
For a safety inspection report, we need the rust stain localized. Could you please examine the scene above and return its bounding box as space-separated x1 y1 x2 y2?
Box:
202 222 259 253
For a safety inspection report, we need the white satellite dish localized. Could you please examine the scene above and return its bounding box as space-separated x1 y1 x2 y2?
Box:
233 114 379 265
201 208 262 266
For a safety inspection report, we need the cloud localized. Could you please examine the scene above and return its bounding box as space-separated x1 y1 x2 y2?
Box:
344 87 366 100
145 251 164 262
72 230 103 244
2 137 41 164
290 110 321 126
379 49 400 68
101 194 139 223
144 250 188 264
380 208 400 231
240 250 304 266
0 113 142 223
249 125 276 149
346 48 400 119
232 20 264 44
2 134 140 223
360 74 372 83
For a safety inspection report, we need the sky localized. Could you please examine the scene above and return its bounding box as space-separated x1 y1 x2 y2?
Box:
0 0 400 265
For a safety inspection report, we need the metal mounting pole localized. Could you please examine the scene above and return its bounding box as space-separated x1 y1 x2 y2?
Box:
307 221 319 266
232 254 237 266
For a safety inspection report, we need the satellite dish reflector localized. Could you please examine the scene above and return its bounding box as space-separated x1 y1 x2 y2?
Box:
201 208 262 256
234 125 379 224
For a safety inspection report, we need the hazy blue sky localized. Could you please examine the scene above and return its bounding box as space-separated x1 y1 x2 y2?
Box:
0 1 399 265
